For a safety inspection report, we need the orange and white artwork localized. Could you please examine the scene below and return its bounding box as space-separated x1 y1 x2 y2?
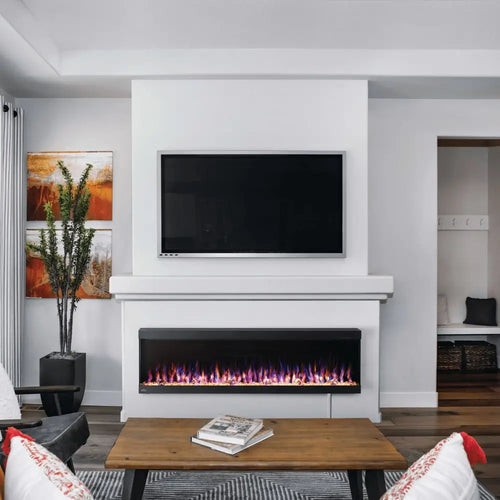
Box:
27 151 113 220
26 229 112 299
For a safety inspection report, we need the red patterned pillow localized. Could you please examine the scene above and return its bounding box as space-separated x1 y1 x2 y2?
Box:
3 428 93 500
382 432 485 500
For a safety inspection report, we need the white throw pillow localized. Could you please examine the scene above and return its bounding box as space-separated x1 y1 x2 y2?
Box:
438 294 450 325
382 433 479 500
0 362 20 420
4 435 93 500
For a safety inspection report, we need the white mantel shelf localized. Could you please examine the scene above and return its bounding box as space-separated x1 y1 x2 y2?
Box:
110 275 393 301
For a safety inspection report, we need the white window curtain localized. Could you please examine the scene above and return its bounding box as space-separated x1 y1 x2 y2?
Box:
0 95 24 386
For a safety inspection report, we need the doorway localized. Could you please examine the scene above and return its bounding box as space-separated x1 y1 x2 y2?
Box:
437 138 500 406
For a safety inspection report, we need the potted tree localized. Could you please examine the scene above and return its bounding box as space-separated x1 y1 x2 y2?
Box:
28 161 95 415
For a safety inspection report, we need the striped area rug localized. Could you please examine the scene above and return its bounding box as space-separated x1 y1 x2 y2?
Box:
77 470 496 500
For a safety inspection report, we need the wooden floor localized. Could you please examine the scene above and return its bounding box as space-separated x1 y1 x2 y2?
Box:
21 372 500 498
438 371 500 407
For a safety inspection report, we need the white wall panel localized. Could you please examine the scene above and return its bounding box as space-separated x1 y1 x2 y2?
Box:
370 99 500 403
18 98 131 404
132 79 368 276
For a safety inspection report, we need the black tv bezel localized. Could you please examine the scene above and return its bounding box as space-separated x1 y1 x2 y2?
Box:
157 151 346 258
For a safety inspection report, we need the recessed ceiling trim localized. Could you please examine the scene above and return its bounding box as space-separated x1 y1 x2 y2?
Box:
0 0 60 73
59 48 500 78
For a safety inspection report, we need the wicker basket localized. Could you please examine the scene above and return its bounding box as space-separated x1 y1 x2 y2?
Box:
437 341 462 371
456 341 498 372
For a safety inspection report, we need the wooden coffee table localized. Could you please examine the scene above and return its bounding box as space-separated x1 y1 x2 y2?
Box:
106 418 407 500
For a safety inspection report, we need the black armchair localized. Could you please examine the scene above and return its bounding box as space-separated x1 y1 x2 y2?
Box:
0 385 90 473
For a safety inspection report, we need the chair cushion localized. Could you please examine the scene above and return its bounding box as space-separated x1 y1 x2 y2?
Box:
22 412 89 464
381 432 483 500
0 364 20 420
3 429 92 500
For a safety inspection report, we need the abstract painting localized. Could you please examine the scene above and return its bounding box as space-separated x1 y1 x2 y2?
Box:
27 151 112 220
26 229 112 299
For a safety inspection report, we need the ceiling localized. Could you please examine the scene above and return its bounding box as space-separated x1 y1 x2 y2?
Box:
19 0 500 50
3 0 500 98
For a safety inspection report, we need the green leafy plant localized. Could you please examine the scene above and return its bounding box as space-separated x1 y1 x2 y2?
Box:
28 161 96 357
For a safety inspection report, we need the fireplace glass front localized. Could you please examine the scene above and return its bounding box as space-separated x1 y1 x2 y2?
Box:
139 328 361 394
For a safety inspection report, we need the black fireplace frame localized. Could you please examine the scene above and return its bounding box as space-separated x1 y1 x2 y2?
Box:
138 328 361 394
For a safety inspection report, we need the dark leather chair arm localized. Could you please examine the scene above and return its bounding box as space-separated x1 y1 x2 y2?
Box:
14 385 80 395
13 386 80 416
0 419 42 431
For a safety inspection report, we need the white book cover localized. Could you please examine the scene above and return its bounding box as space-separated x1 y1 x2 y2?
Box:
197 415 263 445
191 428 273 455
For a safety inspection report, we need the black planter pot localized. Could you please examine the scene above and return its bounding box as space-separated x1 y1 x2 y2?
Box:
39 352 86 416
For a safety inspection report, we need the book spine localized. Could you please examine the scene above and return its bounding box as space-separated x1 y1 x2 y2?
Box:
191 437 237 455
197 432 245 445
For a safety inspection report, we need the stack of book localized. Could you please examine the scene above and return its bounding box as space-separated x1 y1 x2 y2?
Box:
191 414 273 455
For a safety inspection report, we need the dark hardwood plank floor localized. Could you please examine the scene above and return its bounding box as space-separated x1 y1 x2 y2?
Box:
20 373 500 498
438 371 500 407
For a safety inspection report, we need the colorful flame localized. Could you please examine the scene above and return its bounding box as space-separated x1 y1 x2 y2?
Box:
142 360 357 387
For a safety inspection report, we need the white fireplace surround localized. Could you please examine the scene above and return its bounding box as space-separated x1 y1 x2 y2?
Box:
111 274 392 423
112 80 391 422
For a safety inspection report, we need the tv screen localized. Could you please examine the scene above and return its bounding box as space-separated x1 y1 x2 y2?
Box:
159 153 344 256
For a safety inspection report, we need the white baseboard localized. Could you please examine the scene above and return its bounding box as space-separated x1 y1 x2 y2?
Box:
23 389 437 410
380 391 438 408
82 390 122 406
22 390 122 407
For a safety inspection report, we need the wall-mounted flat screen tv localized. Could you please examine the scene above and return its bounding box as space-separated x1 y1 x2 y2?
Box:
159 152 344 257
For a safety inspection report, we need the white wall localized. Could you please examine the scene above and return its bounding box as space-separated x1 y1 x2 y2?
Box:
369 99 500 407
19 94 500 409
488 147 500 320
18 98 131 405
488 147 500 364
438 148 489 214
438 147 489 323
132 79 368 276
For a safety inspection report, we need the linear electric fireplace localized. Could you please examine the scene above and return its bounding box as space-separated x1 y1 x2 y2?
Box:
139 328 361 394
